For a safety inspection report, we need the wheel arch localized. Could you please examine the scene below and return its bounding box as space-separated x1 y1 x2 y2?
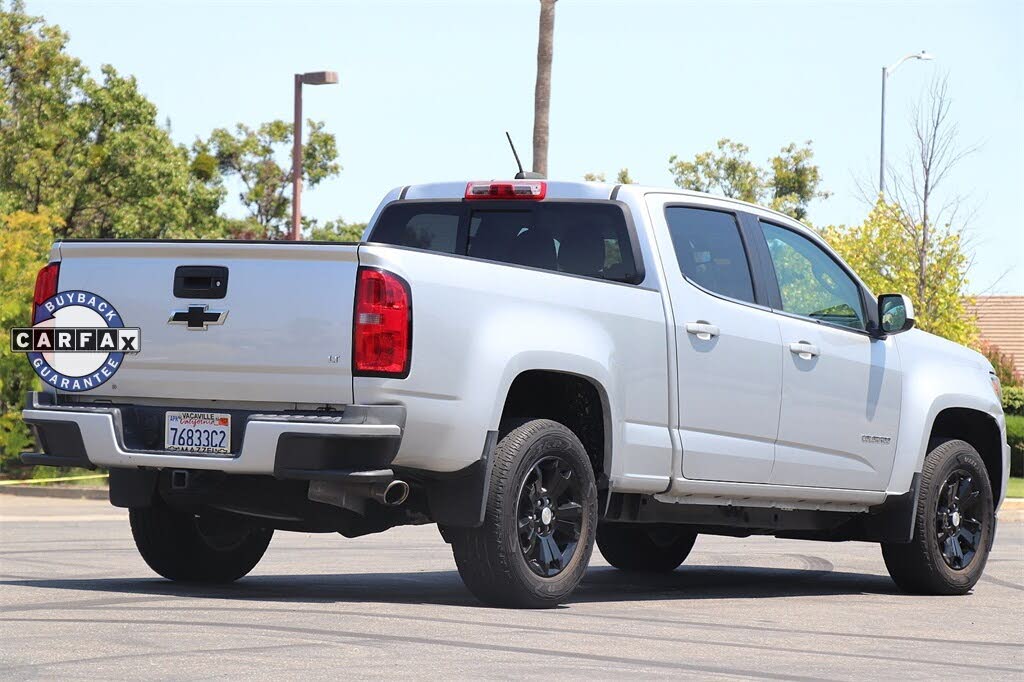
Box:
928 407 1005 503
887 365 1005 504
497 367 613 496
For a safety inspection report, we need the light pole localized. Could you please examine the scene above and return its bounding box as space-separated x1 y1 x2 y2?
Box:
879 50 933 196
291 70 339 241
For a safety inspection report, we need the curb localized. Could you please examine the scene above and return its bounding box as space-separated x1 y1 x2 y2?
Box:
0 486 108 500
999 498 1024 522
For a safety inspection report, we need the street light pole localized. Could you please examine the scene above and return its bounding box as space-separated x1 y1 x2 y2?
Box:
291 74 303 241
290 70 339 241
879 66 887 195
879 51 933 197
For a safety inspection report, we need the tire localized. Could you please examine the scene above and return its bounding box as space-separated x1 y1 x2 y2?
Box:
450 419 598 608
881 438 995 595
597 523 697 572
129 501 273 583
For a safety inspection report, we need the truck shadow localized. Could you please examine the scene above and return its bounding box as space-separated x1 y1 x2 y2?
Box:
1 564 899 608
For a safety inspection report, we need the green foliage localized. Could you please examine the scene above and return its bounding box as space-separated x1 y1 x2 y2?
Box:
305 218 366 242
669 138 828 220
818 201 976 345
30 466 97 481
1003 386 1024 416
670 139 761 202
0 210 59 472
768 143 828 221
186 139 228 237
1008 476 1024 499
583 168 636 184
1006 414 1024 478
980 342 1022 388
1 3 341 243
205 119 340 239
0 5 211 239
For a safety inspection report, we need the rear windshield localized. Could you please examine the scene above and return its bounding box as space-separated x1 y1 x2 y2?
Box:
369 201 641 284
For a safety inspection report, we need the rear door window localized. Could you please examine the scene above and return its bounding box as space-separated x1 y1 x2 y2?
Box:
368 204 462 254
370 201 640 283
664 206 756 304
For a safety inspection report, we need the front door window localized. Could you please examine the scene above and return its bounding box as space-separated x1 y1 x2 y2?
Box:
760 222 865 330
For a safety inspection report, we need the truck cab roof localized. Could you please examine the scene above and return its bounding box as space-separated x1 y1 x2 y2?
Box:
384 180 806 231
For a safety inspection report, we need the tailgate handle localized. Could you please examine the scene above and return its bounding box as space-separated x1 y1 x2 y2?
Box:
174 266 228 299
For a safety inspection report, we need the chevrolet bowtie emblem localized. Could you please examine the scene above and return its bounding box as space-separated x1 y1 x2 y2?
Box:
168 305 228 330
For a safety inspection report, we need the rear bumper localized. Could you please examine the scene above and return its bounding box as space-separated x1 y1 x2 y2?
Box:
20 392 404 479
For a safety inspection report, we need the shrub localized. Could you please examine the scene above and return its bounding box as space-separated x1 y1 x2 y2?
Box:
1 211 57 474
1003 386 1024 416
980 341 1021 388
1007 414 1024 478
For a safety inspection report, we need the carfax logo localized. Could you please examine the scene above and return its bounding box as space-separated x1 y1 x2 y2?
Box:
10 290 141 392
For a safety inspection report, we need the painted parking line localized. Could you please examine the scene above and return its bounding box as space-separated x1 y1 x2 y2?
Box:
1 514 128 522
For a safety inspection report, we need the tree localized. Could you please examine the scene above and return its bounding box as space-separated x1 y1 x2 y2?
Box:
669 139 761 202
532 0 556 176
0 210 59 471
205 119 340 239
583 168 636 184
819 200 975 345
305 217 366 242
615 168 635 185
0 3 206 239
187 139 229 237
768 142 827 221
825 75 978 346
669 138 828 220
882 75 975 306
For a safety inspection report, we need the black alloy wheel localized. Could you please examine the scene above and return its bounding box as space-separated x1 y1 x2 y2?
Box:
516 455 584 577
935 469 983 570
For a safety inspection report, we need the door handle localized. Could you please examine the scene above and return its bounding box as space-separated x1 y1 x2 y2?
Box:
789 341 820 360
685 321 720 341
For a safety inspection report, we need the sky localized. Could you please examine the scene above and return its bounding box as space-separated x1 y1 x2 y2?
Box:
29 0 1024 293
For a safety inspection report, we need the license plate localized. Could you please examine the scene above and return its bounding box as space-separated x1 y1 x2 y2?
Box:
165 411 231 454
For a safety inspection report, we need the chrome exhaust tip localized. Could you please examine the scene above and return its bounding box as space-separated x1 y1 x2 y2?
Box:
376 479 409 506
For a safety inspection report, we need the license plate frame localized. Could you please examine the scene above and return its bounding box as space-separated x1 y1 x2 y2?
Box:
164 411 231 455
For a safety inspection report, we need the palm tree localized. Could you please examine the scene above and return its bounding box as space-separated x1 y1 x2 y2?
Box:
532 0 556 177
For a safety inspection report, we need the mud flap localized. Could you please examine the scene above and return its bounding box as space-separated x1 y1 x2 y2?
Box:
418 431 497 528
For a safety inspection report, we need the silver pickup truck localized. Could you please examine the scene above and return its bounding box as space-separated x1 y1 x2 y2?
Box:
21 179 1009 608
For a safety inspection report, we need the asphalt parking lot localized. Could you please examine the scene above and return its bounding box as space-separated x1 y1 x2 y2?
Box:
1 494 1021 680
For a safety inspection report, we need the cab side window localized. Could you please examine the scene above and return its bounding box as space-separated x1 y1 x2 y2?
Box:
664 206 756 304
369 204 462 253
760 221 866 330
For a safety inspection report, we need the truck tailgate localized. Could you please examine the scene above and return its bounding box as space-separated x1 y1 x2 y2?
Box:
55 241 358 405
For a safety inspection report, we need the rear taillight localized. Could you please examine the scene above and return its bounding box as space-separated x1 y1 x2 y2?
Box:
31 262 60 323
464 180 546 201
353 267 412 377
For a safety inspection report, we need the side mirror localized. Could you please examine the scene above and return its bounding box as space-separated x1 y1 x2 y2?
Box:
877 293 915 335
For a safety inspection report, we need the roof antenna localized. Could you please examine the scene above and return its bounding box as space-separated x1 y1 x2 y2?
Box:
506 132 544 180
